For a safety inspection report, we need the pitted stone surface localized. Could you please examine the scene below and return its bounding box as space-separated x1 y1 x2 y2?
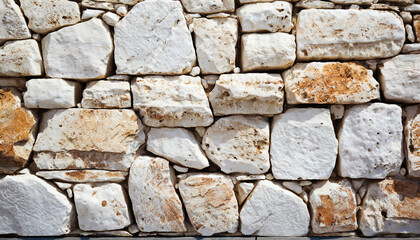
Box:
181 0 235 14
0 40 43 77
82 80 131 109
405 105 420 177
0 0 31 41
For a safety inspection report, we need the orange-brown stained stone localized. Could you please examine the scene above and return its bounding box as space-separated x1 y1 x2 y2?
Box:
283 62 380 104
405 105 420 177
414 15 420 42
35 169 127 183
0 88 37 174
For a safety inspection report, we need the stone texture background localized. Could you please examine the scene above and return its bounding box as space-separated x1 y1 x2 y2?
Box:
0 0 420 237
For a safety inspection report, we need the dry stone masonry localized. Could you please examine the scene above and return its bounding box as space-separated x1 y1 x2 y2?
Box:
0 0 420 237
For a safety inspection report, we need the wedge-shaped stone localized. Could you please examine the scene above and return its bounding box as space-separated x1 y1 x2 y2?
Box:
360 179 420 236
114 0 196 75
193 18 238 74
240 180 310 236
0 40 43 77
0 0 31 41
179 173 239 236
33 109 145 170
0 88 37 174
309 180 357 234
181 0 234 13
129 156 186 232
0 174 75 236
20 0 80 34
379 54 420 103
296 9 405 60
74 183 131 231
202 115 270 174
24 78 82 109
237 1 293 33
271 108 338 180
284 62 380 104
82 80 131 109
42 18 113 80
210 73 284 116
338 103 403 179
147 128 209 169
36 170 127 183
131 75 213 127
415 15 420 41
405 105 420 177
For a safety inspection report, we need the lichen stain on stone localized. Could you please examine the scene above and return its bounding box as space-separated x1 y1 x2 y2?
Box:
383 180 420 220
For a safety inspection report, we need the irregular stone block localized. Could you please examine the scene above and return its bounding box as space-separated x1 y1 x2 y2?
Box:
147 127 209 169
0 77 26 88
309 180 357 234
237 2 293 33
180 0 234 14
82 80 131 109
179 173 239 236
0 39 43 77
338 103 403 179
240 180 310 236
202 115 270 174
193 18 238 74
0 174 75 236
114 0 196 75
129 156 186 232
209 73 284 116
42 18 113 80
405 105 420 177
271 108 338 180
36 170 127 183
131 75 213 127
0 0 31 41
0 88 37 174
236 182 255 205
20 0 80 34
296 0 335 9
24 78 82 109
33 109 145 171
241 33 296 72
379 54 420 103
74 183 131 231
359 179 420 236
283 62 380 104
414 15 420 41
296 9 405 60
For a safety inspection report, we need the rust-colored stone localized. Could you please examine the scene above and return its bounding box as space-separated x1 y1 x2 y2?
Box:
414 15 420 42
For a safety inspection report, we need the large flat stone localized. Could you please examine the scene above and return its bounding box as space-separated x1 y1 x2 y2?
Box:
114 0 196 75
296 9 405 60
405 105 420 177
36 170 127 183
0 0 31 41
180 0 235 14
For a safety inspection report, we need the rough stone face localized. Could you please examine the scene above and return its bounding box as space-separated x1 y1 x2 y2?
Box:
236 182 255 205
181 0 235 13
202 115 270 174
129 156 186 232
193 18 238 74
359 179 420 236
33 109 145 171
20 0 80 34
338 103 403 179
296 9 405 60
24 79 82 109
0 88 37 174
146 128 209 169
131 75 213 127
309 180 357 234
405 105 420 177
0 40 43 77
74 183 130 231
379 54 420 103
42 18 113 80
271 108 338 180
178 173 239 236
237 2 293 33
82 80 131 109
36 170 127 183
114 0 196 75
283 62 380 104
0 0 31 41
0 174 74 236
240 180 310 236
209 73 284 116
414 15 420 41
241 33 296 72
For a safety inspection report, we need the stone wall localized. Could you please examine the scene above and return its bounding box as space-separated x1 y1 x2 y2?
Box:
0 0 419 237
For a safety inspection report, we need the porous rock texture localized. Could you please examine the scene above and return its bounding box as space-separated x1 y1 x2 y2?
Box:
1 0 420 238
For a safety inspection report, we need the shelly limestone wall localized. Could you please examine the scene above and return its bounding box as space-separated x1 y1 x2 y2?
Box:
1 0 420 237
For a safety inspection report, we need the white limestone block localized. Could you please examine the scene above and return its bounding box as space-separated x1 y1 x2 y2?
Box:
282 181 303 194
271 108 338 180
81 9 105 20
296 0 335 9
0 0 31 41
180 0 235 14
36 170 127 183
236 182 255 205
81 80 131 109
338 103 403 179
405 105 420 177
202 115 270 174
102 12 120 26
